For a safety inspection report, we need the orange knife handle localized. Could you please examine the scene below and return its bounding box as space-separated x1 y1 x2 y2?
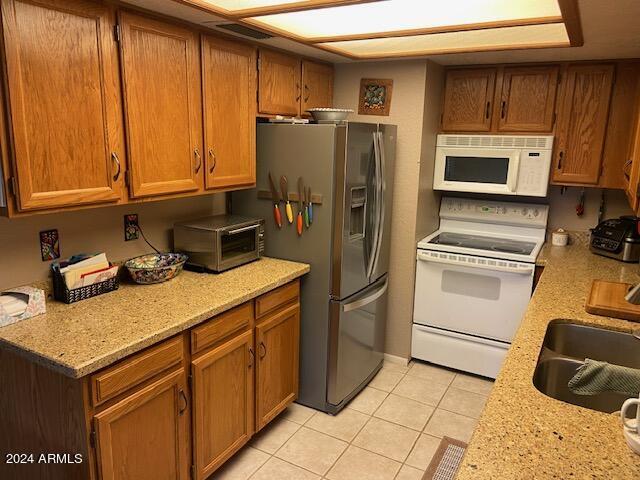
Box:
274 205 282 228
297 212 303 236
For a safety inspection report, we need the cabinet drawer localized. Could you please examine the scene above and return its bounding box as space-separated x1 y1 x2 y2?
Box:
91 336 183 407
255 280 299 319
191 302 253 355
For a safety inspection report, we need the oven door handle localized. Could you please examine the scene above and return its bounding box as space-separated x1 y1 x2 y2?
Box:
417 251 534 275
224 224 260 235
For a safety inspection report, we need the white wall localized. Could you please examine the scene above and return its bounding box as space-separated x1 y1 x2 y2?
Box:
333 60 429 358
0 195 225 291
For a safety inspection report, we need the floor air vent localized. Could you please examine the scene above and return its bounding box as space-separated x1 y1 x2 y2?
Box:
215 23 272 40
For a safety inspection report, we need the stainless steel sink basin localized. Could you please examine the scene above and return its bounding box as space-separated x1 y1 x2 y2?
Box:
533 320 640 413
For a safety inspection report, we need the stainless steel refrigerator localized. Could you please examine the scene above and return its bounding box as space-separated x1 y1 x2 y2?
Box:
233 122 396 413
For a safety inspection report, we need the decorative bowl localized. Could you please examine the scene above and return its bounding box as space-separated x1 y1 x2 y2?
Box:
307 108 353 123
124 253 188 285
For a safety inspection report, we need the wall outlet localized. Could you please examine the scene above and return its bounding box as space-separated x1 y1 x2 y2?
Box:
124 214 139 241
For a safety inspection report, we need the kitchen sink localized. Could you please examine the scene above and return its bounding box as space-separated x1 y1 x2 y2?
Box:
533 320 640 413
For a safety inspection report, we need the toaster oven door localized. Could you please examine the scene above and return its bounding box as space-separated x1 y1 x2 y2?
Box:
217 224 261 271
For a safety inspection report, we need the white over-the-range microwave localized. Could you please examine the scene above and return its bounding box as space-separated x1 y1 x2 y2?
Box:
433 134 554 197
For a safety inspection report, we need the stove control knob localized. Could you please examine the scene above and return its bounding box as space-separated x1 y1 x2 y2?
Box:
533 209 540 217
521 208 528 216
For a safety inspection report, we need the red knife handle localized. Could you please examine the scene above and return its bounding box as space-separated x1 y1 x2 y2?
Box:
297 212 303 236
274 205 282 228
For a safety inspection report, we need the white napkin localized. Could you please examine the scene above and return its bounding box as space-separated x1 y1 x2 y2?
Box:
0 295 28 317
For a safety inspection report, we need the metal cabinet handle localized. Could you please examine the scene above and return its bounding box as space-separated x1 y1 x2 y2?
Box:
557 151 564 169
295 83 301 102
500 100 506 119
485 101 491 119
194 148 202 173
248 347 255 369
111 152 121 181
178 389 188 415
208 148 216 173
304 84 310 102
624 158 633 180
259 341 266 359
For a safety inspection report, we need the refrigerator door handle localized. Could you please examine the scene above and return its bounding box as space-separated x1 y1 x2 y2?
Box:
366 132 382 279
343 278 388 312
371 131 386 276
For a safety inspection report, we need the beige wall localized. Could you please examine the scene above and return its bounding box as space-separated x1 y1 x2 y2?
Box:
547 185 633 232
334 60 431 359
0 195 225 291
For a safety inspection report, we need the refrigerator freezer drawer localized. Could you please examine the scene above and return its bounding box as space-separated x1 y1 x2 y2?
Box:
411 324 508 379
327 275 388 407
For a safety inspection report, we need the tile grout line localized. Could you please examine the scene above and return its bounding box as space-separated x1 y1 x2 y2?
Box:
322 413 374 479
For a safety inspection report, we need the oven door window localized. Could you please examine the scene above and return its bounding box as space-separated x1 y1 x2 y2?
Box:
220 229 256 262
444 155 510 184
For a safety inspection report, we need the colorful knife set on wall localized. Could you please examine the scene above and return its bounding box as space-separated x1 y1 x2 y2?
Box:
268 172 313 236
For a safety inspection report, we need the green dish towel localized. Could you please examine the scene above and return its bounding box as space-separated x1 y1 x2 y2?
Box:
568 358 640 396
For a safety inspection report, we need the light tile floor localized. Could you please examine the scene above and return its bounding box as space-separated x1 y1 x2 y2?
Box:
212 360 493 480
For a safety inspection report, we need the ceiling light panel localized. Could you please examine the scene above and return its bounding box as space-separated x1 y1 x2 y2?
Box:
319 23 569 58
248 0 562 41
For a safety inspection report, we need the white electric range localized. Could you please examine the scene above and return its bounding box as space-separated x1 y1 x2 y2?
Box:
412 197 548 379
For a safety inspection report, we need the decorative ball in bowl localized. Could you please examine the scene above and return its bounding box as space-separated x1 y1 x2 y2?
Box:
124 253 188 285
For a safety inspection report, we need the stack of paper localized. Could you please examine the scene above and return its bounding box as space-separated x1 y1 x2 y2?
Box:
57 253 118 289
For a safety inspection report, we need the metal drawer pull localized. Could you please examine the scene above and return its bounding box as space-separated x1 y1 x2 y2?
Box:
557 151 564 169
485 101 491 119
259 341 266 359
343 280 388 313
178 389 188 415
225 224 260 235
295 83 301 102
248 347 255 369
194 148 202 173
208 148 217 173
304 84 310 102
111 152 121 181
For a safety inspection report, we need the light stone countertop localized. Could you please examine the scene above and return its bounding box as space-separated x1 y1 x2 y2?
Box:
0 257 309 378
457 242 640 479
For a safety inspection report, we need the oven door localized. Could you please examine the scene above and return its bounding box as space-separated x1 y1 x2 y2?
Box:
413 250 534 342
217 223 261 271
433 146 520 195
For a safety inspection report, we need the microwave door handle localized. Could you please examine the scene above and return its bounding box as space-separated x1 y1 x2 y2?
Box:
507 154 520 192
225 224 261 235
417 251 534 275
343 278 388 312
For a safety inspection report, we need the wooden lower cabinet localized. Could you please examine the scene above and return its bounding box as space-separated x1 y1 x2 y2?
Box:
93 369 190 480
191 330 254 480
255 302 300 430
0 280 301 480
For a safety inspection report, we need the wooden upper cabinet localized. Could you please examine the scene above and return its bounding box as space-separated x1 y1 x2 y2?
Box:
202 36 256 190
552 64 615 185
301 60 334 112
258 49 301 116
255 302 300 431
624 96 640 212
441 68 496 132
1 0 125 211
191 329 254 480
94 369 190 480
497 66 559 132
119 12 203 198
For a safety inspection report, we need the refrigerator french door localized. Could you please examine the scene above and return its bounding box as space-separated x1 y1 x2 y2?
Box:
232 122 396 413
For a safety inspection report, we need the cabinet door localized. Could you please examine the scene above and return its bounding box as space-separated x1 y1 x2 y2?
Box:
94 369 190 480
258 49 301 116
301 60 334 112
441 68 496 132
498 66 559 132
1 0 124 211
119 12 203 198
202 36 256 190
625 101 640 211
255 303 299 430
191 330 254 480
552 64 614 185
